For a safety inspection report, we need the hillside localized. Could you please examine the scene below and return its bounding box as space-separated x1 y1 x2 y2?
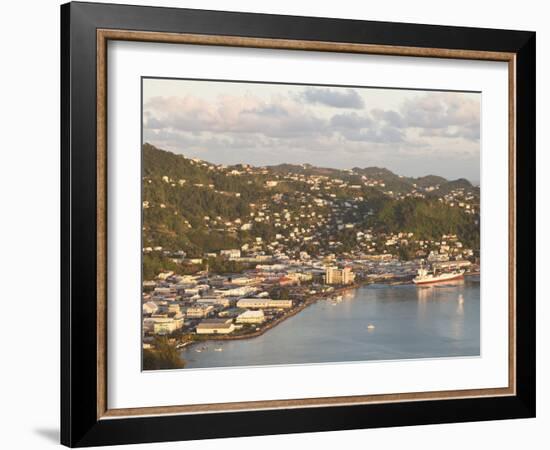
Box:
141 143 480 273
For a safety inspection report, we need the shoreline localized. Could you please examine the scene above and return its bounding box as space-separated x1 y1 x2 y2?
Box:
178 272 479 351
180 283 362 348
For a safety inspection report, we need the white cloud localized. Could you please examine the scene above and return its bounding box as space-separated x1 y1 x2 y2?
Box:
143 83 480 182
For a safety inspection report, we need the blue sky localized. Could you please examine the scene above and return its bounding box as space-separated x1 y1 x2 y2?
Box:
143 78 480 183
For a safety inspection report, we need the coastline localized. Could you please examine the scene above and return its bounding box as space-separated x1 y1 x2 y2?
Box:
179 283 363 349
178 271 479 353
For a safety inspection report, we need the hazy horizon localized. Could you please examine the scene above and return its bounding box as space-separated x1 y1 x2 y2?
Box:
146 142 478 186
143 78 481 184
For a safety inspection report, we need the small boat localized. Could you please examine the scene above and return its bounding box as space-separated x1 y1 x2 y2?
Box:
367 324 376 330
195 349 202 353
214 348 223 352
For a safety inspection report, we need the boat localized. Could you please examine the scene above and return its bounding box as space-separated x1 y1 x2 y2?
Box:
367 324 376 330
413 267 465 285
214 347 223 352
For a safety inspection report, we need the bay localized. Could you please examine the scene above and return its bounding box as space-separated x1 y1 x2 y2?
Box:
180 275 480 369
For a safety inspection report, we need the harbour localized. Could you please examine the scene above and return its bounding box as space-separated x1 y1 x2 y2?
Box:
180 275 480 369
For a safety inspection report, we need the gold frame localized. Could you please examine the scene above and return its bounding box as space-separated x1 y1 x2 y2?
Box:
96 29 516 420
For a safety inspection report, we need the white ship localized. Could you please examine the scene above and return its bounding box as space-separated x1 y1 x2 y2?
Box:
413 267 465 285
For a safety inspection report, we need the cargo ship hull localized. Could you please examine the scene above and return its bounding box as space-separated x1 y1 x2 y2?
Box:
413 270 465 285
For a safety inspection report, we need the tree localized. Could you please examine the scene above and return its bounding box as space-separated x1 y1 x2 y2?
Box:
142 337 186 370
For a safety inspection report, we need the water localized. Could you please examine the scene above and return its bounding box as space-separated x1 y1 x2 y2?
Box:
180 275 480 369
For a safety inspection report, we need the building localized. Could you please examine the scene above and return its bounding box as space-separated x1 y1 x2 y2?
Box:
229 276 258 286
168 303 181 314
195 297 231 308
286 272 313 283
433 260 472 270
150 313 184 335
236 299 293 309
236 310 265 324
215 286 258 297
220 249 241 259
185 305 214 318
157 271 173 280
325 266 356 285
196 318 235 335
142 301 158 315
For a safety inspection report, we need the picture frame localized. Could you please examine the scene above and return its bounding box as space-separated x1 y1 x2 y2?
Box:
61 1 536 447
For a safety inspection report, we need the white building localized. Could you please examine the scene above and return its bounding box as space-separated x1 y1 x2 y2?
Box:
325 266 355 285
220 249 241 259
196 319 235 335
150 314 184 335
216 286 258 297
236 310 265 324
236 299 293 309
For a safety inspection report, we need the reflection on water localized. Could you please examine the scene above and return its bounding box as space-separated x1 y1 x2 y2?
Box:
181 275 480 369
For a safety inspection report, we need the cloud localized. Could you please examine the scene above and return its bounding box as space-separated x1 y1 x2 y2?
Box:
300 87 365 109
399 92 480 141
144 94 329 139
371 109 407 128
329 112 403 143
143 85 480 181
339 126 405 143
330 112 372 128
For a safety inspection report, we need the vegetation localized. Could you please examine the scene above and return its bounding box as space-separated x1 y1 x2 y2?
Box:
374 198 479 250
142 144 479 261
205 257 257 275
143 253 181 280
142 337 186 370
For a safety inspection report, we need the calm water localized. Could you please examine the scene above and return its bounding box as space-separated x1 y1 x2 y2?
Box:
181 275 480 369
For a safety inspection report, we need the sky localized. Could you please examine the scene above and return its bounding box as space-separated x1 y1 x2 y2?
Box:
143 78 481 184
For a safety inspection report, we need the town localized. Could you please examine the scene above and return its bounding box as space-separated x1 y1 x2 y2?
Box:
143 249 477 346
141 144 480 367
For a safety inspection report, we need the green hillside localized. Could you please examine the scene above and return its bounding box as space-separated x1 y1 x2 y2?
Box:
141 143 480 270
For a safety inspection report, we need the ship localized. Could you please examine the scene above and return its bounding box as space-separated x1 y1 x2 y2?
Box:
413 267 465 285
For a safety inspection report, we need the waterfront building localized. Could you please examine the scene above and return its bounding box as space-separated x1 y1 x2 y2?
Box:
196 318 236 334
236 299 293 309
432 260 472 270
325 266 356 285
236 310 265 324
151 314 184 335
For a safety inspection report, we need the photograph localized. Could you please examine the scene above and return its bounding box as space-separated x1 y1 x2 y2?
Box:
141 78 481 370
55 1 536 447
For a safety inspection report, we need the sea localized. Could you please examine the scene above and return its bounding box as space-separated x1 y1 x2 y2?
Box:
180 275 480 369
